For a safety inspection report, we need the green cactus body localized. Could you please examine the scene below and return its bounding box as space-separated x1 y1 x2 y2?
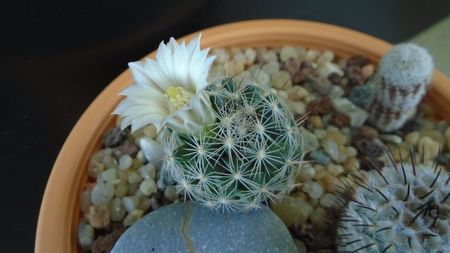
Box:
161 78 303 212
337 161 450 253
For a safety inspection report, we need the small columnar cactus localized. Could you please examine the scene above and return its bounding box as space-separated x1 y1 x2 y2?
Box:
336 158 450 253
369 43 433 132
161 78 303 212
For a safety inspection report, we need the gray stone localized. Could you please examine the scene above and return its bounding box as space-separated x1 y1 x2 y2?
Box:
331 97 368 127
299 127 319 153
309 150 331 165
112 203 297 253
348 83 375 109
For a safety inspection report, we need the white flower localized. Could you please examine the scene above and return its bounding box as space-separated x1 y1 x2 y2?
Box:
113 34 216 133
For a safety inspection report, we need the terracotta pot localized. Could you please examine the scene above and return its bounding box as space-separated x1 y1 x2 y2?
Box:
35 19 450 253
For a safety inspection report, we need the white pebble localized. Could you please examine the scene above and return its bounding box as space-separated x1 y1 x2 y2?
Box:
138 163 156 179
288 85 309 101
122 196 140 213
280 46 298 62
277 90 289 101
244 48 257 65
115 182 128 197
91 182 114 205
305 49 320 61
101 168 117 183
78 223 94 249
119 155 133 170
262 60 280 75
317 62 343 78
211 48 229 64
317 50 335 65
139 178 157 196
110 197 126 222
379 134 403 144
80 188 92 214
303 181 324 199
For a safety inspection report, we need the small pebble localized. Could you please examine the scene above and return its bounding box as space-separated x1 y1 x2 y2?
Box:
211 48 229 64
308 76 332 95
317 62 343 79
288 85 309 101
329 85 344 98
284 58 301 75
327 164 344 177
297 164 316 182
319 193 338 208
272 70 293 90
405 131 420 146
347 55 369 67
123 209 144 226
317 50 334 65
445 127 450 151
308 116 324 129
321 175 339 193
262 60 280 75
139 178 157 196
331 97 368 127
110 197 127 222
359 125 379 139
280 46 298 62
322 139 347 163
305 49 321 61
91 182 115 206
309 207 328 230
354 138 384 158
306 97 332 115
379 134 403 144
272 196 313 226
164 186 178 201
418 136 441 162
244 48 257 65
127 172 144 184
78 223 95 249
300 128 319 153
303 181 324 199
330 113 350 127
309 150 331 166
88 205 111 229
103 128 128 148
345 65 364 85
122 196 140 213
361 64 375 79
295 239 308 253
291 101 306 115
101 168 117 184
347 83 376 109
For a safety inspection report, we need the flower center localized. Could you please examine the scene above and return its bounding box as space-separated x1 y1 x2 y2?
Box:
165 86 192 110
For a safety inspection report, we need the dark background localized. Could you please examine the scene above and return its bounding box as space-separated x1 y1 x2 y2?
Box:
1 0 449 252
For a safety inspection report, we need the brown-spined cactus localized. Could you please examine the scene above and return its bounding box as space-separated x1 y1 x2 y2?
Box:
368 43 433 132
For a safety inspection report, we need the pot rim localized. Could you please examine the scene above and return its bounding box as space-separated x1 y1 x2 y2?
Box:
35 19 450 253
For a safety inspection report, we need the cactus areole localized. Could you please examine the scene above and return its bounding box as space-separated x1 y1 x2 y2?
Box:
161 78 304 212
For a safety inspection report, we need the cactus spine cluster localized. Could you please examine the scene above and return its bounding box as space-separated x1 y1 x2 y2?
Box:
368 43 433 132
336 156 450 253
161 78 303 212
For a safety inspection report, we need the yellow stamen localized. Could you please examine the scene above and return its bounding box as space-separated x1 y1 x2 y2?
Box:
166 86 191 110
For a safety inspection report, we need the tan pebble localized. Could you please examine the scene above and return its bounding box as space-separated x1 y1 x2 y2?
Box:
305 49 320 61
418 136 441 162
327 164 344 177
296 47 307 60
164 186 178 201
288 85 309 101
292 101 306 115
343 157 360 171
230 47 242 55
361 64 375 79
262 50 278 62
277 90 289 100
272 196 313 226
359 125 379 139
128 172 144 184
294 239 307 253
319 193 338 208
123 209 144 226
211 48 229 64
379 134 403 144
303 181 324 199
291 191 309 200
143 124 157 138
297 165 316 182
88 160 106 179
317 62 343 79
420 130 445 145
405 131 420 146
317 50 335 65
88 205 110 229
262 60 280 75
280 46 298 62
272 70 292 90
345 146 358 157
322 175 339 193
127 182 140 195
139 178 157 196
308 116 324 128
327 128 348 145
115 182 128 197
445 127 450 151
308 197 319 208
138 199 151 213
314 129 327 140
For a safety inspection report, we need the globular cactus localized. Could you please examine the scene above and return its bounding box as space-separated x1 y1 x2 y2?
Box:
336 156 450 253
161 78 303 212
369 43 433 132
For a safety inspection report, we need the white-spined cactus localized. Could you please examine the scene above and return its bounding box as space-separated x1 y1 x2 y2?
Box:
369 43 433 132
337 157 450 253
161 78 303 212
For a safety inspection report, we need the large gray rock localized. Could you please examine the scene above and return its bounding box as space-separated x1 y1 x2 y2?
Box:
112 203 297 253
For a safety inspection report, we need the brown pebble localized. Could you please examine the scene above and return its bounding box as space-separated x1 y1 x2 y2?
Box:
292 62 314 84
103 128 129 148
91 227 126 253
360 156 385 171
113 140 139 158
361 64 375 80
358 125 379 139
283 58 301 76
330 113 350 127
345 65 364 85
306 97 332 116
354 138 384 158
347 55 369 67
327 72 341 85
88 205 111 229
